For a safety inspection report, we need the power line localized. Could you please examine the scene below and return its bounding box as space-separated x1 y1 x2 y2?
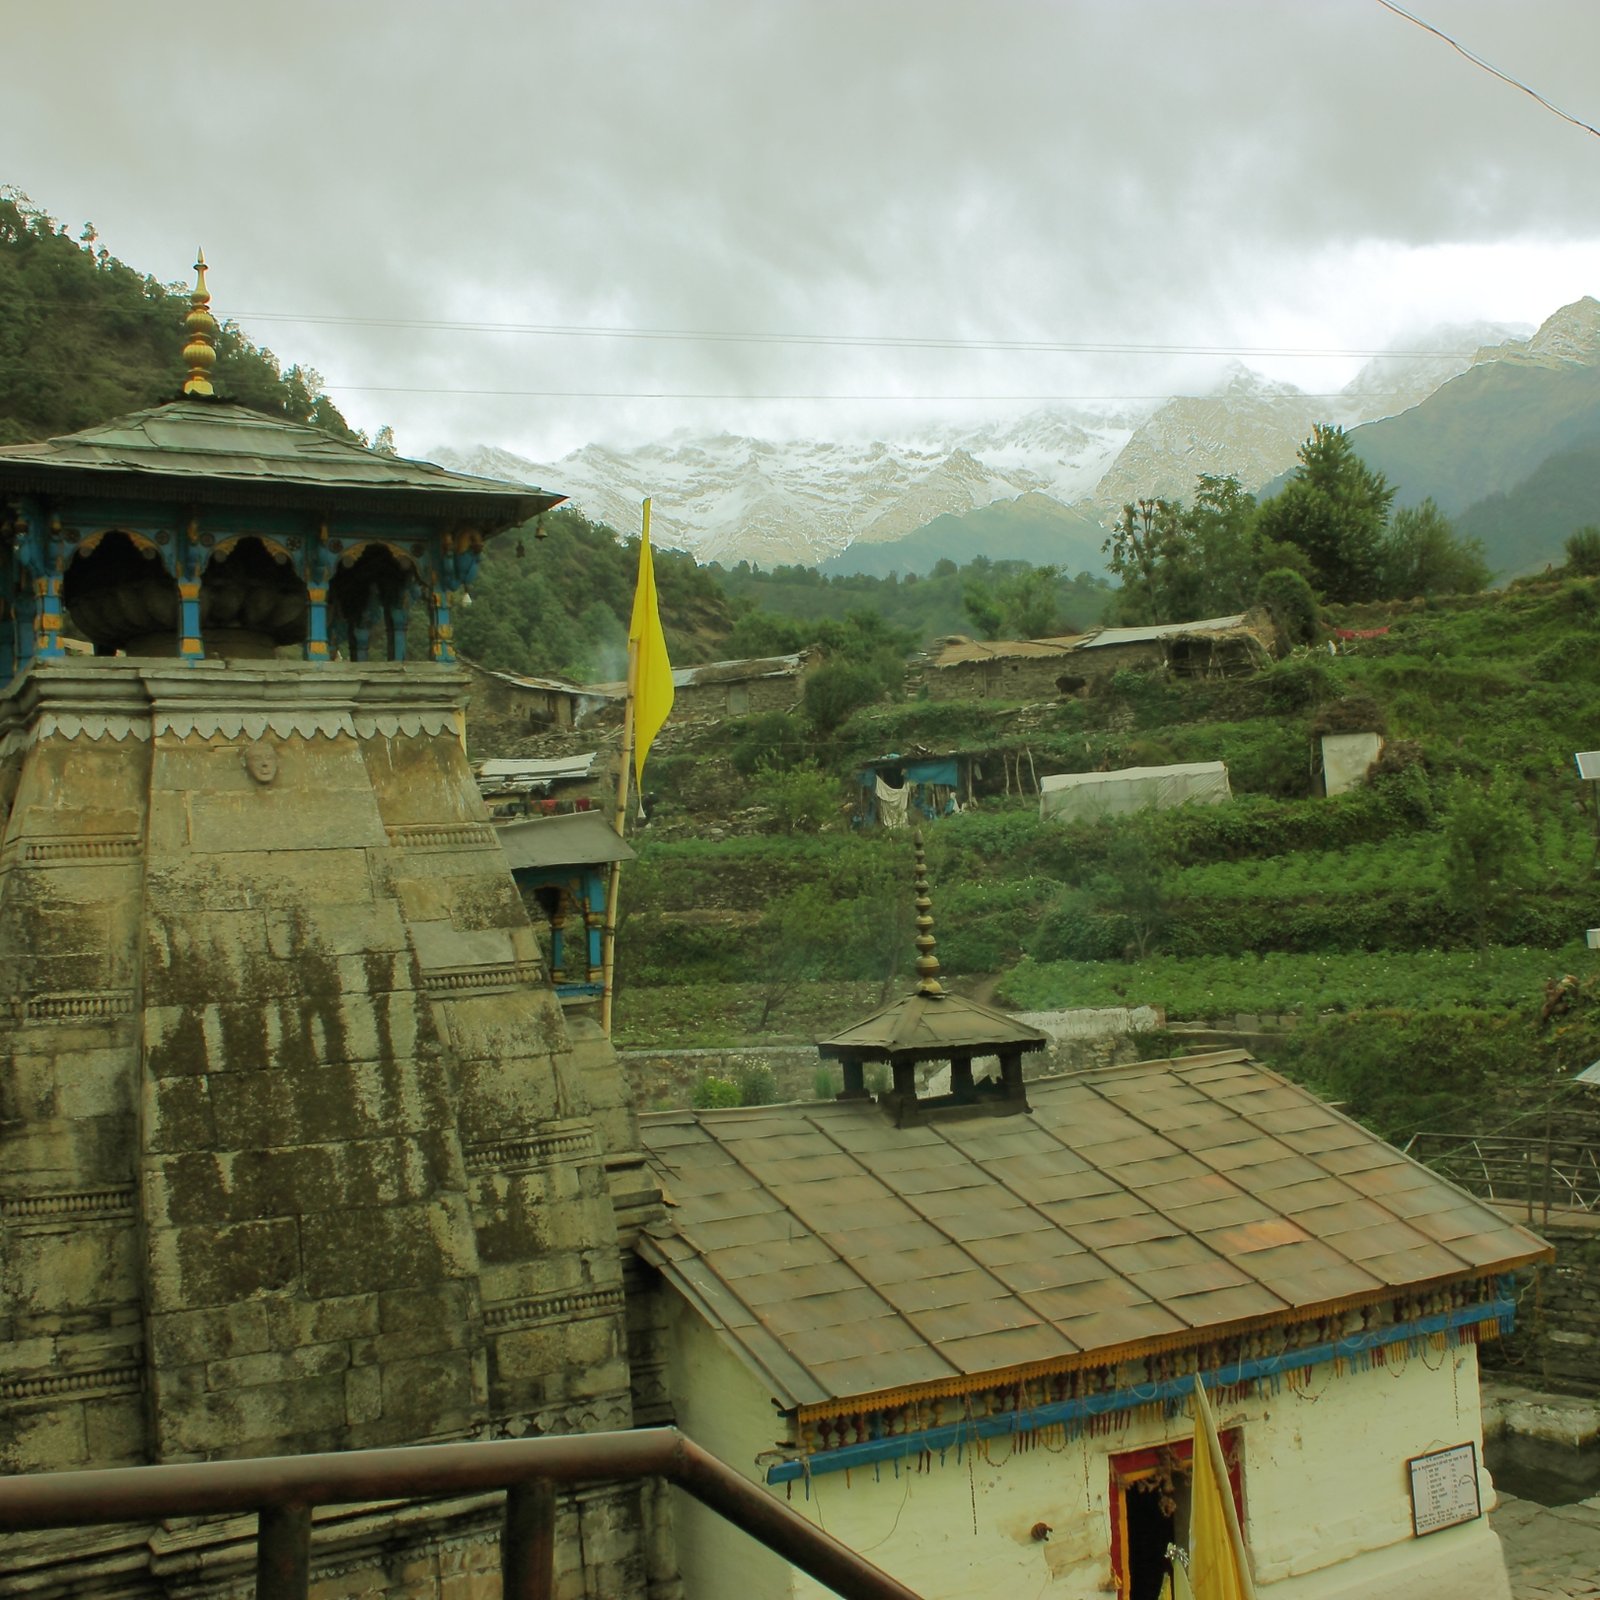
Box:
0 288 1485 361
320 384 1427 402
237 310 1478 362
1375 0 1600 140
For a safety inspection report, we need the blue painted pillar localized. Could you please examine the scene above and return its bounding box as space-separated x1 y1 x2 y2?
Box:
304 585 330 661
584 869 606 980
32 572 65 659
429 588 455 662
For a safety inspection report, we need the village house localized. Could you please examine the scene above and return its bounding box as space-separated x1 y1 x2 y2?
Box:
923 614 1274 704
636 843 1547 1600
463 657 612 731
1071 614 1274 680
853 752 975 827
641 1049 1545 1600
475 750 609 815
921 635 1088 702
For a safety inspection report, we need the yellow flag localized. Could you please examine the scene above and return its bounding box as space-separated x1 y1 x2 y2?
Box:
628 498 675 788
1187 1376 1255 1600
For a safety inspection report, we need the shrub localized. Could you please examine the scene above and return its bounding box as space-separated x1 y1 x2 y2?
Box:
1565 526 1600 576
1255 568 1320 650
752 759 837 833
804 661 885 731
691 1074 742 1109
734 1064 778 1106
811 1066 837 1100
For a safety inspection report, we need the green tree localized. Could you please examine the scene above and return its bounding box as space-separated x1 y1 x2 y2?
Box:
802 661 884 731
1441 775 1538 949
1256 424 1396 603
1104 498 1189 623
1565 526 1600 576
997 564 1064 639
1185 474 1262 614
961 580 1005 639
1378 499 1490 599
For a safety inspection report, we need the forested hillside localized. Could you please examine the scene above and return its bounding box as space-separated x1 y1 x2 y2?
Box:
0 192 361 444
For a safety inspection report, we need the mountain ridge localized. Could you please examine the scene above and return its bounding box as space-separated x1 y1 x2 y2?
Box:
430 314 1550 572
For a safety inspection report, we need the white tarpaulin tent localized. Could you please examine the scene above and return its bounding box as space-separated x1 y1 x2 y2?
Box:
1039 761 1232 822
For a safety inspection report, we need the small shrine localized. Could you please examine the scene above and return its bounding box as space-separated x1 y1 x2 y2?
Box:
817 832 1047 1122
0 254 548 675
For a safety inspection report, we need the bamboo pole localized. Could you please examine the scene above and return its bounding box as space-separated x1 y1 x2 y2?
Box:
600 625 639 1036
600 500 651 1035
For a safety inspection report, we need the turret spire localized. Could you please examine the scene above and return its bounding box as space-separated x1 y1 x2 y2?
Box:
181 249 218 397
912 830 944 997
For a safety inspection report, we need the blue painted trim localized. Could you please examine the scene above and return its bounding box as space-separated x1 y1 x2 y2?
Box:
764 1297 1515 1484
556 981 605 998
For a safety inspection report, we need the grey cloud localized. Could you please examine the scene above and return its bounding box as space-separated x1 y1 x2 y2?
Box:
10 0 1600 454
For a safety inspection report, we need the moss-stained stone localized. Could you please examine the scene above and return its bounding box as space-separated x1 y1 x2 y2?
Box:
1 659 653 1594
149 1302 273 1367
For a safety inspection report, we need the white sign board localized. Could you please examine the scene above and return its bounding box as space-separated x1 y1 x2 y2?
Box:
1408 1443 1481 1537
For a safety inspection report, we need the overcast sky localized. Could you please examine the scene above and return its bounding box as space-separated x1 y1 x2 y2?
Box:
13 1 1600 459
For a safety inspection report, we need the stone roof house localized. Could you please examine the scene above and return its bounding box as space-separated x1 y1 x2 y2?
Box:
923 614 1274 704
638 1049 1547 1600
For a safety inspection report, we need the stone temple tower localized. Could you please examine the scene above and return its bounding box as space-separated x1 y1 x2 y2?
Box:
0 261 657 1595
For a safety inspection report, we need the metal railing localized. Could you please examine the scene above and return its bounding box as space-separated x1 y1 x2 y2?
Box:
0 1427 921 1600
1404 1131 1600 1225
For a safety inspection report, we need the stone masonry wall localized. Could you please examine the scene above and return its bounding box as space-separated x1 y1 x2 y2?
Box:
1484 1219 1600 1398
0 660 656 1598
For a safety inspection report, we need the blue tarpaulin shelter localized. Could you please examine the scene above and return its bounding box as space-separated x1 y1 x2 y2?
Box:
855 754 966 827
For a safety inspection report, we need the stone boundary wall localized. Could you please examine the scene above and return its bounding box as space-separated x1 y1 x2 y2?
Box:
622 1005 1169 1110
1484 1219 1600 1398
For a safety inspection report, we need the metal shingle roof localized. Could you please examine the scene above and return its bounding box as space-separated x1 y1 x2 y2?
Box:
638 1050 1551 1411
0 399 560 519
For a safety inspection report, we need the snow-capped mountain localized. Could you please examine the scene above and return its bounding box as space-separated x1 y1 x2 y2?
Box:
431 406 1142 566
428 319 1532 570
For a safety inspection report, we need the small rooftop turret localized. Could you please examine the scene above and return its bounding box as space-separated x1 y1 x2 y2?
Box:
817 831 1047 1124
0 254 564 675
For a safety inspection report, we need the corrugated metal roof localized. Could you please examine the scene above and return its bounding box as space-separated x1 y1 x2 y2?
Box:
585 653 808 697
497 811 635 870
477 754 598 782
1076 614 1249 648
638 1050 1550 1411
0 399 560 519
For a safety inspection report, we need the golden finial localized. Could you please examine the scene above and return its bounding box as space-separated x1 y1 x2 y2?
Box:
181 248 218 397
912 830 944 997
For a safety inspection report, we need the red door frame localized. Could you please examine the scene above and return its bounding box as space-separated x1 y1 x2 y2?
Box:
1108 1430 1244 1595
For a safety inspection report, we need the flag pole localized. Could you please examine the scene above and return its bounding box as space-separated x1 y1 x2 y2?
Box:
1190 1375 1257 1600
600 499 648 1035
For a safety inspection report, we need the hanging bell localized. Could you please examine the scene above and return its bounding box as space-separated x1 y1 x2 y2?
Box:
534 515 547 541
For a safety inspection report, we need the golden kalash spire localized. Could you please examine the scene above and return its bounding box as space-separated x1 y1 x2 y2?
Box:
181 249 219 397
912 830 945 997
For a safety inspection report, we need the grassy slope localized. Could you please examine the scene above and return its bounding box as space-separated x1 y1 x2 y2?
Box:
614 579 1600 1138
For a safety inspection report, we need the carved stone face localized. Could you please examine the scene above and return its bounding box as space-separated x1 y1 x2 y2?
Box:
243 740 278 785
